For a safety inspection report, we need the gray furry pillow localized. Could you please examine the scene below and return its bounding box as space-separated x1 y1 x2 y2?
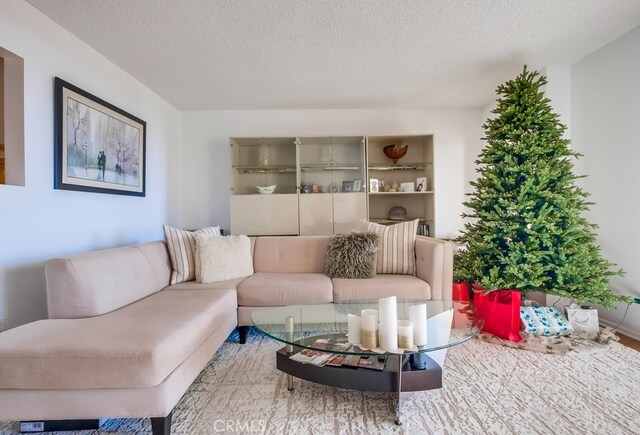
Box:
325 232 378 279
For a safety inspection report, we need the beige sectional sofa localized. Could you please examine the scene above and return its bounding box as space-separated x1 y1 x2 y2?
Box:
0 235 452 434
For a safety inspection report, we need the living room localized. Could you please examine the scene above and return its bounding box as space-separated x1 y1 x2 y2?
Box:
0 1 639 434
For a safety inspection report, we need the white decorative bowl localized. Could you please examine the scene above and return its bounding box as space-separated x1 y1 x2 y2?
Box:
256 185 276 194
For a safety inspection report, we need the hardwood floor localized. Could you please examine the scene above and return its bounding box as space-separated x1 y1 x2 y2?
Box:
617 333 640 351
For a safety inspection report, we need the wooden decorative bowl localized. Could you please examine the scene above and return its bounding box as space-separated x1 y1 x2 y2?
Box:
383 144 408 164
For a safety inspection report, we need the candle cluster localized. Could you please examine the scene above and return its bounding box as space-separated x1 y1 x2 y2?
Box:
347 297 428 352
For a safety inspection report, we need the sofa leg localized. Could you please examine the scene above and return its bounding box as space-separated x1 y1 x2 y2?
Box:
150 412 172 435
239 326 249 344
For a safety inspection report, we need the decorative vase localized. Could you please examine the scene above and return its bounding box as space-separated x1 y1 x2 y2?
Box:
383 144 408 164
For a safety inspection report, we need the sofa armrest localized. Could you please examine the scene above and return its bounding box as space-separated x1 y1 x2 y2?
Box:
415 236 454 301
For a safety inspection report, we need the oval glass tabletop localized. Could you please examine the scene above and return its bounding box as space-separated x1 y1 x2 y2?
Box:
251 300 480 356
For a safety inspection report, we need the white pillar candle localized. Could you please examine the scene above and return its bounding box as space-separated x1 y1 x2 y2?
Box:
347 314 361 344
360 309 379 349
360 309 378 331
397 320 414 349
379 296 398 352
410 304 428 346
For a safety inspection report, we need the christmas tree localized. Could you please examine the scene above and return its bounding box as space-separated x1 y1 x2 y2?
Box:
455 66 629 308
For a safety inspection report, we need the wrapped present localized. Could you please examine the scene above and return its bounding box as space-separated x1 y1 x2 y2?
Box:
566 304 599 339
474 287 522 342
452 282 470 301
520 306 574 336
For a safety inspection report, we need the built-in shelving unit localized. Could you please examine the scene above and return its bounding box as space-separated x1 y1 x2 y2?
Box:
229 134 436 236
366 135 435 236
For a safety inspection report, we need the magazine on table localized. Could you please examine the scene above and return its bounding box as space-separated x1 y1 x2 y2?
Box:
312 338 350 352
326 354 346 366
357 355 386 371
342 354 361 367
289 349 333 366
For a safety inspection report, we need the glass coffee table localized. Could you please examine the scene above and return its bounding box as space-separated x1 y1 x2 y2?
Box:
251 300 480 425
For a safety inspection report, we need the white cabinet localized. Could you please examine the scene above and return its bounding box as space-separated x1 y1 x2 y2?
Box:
298 136 366 236
230 194 299 236
230 137 298 236
299 192 367 236
299 193 333 235
366 135 435 236
332 192 367 234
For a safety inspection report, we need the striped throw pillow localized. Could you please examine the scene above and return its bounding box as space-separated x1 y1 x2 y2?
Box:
363 219 419 275
163 225 221 284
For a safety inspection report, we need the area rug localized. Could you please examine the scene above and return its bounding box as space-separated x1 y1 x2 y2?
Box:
1 328 639 435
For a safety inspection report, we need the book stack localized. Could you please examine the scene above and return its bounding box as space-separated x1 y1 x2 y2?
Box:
417 220 430 237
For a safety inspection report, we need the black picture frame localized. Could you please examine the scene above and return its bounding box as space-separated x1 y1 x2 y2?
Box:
54 77 146 196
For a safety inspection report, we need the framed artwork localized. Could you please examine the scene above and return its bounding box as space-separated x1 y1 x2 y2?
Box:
353 179 362 192
416 177 427 192
400 182 415 192
341 180 353 192
369 178 379 193
54 77 146 196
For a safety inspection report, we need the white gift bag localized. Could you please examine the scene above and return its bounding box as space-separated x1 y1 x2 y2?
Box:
566 304 599 339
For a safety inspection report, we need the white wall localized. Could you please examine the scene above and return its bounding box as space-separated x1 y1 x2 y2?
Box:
0 1 182 330
571 25 640 339
181 109 483 238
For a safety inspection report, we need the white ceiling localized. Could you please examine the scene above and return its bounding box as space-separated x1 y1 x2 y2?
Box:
26 0 640 110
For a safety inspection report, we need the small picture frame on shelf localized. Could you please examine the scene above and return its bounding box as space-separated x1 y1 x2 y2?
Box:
416 177 427 192
353 179 362 192
313 184 323 193
369 178 379 193
300 183 313 194
400 182 415 192
341 180 353 192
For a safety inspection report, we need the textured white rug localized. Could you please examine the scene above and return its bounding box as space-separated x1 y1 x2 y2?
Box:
1 328 639 434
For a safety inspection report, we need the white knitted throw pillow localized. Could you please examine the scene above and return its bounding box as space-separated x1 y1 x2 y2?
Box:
195 235 253 283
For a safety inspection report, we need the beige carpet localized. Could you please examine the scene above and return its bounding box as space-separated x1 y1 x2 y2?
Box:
2 328 640 434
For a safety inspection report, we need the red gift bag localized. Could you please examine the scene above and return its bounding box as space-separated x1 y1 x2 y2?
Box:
452 282 470 301
473 287 522 342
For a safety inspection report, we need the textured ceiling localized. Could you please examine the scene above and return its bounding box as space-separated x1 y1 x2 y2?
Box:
26 0 640 110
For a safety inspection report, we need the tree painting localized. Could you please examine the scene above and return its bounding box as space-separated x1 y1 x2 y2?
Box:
65 97 141 187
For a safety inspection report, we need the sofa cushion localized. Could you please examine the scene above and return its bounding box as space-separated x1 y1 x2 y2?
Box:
253 236 330 273
363 219 419 275
134 241 172 288
332 274 431 301
0 289 237 389
195 235 253 283
325 232 378 279
237 272 333 306
163 225 221 285
46 242 170 319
